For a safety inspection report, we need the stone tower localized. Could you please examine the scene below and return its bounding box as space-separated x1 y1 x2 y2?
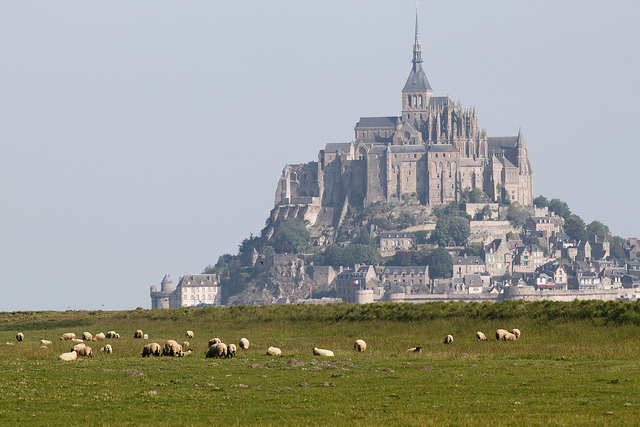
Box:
402 7 433 126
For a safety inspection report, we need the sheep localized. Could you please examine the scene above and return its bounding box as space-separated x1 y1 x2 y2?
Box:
503 332 517 341
476 331 487 341
76 346 93 358
162 340 183 357
182 341 190 350
208 338 221 348
354 339 367 352
239 337 249 351
406 347 423 353
444 334 454 344
39 345 49 351
266 346 282 356
16 333 24 342
40 340 52 346
82 332 92 341
134 330 143 339
106 331 118 339
511 329 521 340
72 343 87 352
143 334 148 340
114 333 121 339
227 343 237 358
206 342 227 358
58 350 78 361
496 329 509 341
185 330 194 339
71 338 83 343
141 342 162 357
60 333 76 341
313 347 334 357
101 344 113 354
93 332 106 341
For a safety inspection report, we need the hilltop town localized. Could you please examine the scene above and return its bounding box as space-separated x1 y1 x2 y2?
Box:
150 12 639 309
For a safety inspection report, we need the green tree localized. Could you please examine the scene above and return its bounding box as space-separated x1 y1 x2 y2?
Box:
549 198 571 219
392 250 415 266
611 236 627 262
506 203 531 228
271 218 310 253
397 211 417 229
461 188 490 203
342 244 381 266
431 217 450 246
448 216 471 246
428 247 453 279
585 220 611 242
413 230 429 244
564 214 586 242
533 195 549 208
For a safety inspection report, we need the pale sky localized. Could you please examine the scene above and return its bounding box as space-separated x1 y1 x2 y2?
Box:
1 2 638 311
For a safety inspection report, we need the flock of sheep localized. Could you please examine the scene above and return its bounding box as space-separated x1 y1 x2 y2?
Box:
12 327 521 361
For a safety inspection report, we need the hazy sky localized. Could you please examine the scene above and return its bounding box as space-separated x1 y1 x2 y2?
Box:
1 2 638 311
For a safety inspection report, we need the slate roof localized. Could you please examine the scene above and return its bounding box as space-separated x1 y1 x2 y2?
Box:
452 256 485 266
324 143 351 153
356 116 400 128
402 63 432 92
487 136 518 150
380 232 416 239
383 266 427 275
428 144 458 153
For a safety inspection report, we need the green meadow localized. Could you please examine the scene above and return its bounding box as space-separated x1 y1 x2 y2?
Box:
1 300 640 425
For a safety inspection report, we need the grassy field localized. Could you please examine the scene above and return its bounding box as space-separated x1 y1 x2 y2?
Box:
1 301 640 425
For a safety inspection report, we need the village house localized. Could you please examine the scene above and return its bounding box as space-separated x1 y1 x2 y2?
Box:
379 232 415 256
452 255 486 278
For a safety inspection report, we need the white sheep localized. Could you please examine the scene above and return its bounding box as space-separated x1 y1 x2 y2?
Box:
134 330 143 339
82 332 92 341
503 332 517 341
313 347 334 357
40 340 52 346
106 331 118 339
76 346 93 357
444 334 453 344
239 338 250 351
208 338 221 348
101 344 113 354
182 341 190 350
496 329 509 341
60 333 76 341
354 339 367 352
510 329 521 340
266 346 282 356
185 330 194 339
93 332 106 341
71 338 83 343
476 331 487 341
406 347 423 353
142 343 162 357
58 350 78 361
72 343 87 352
227 343 237 358
206 342 227 358
162 340 183 357
16 333 24 342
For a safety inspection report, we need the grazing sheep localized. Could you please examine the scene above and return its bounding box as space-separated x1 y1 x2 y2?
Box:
496 329 509 341
162 340 183 357
71 338 83 343
60 333 76 341
114 333 120 339
72 343 87 352
406 347 423 353
476 331 487 341
106 331 117 339
182 341 190 350
239 338 249 351
82 332 92 341
266 346 282 356
511 329 521 340
208 338 221 348
16 333 24 342
313 347 334 357
101 344 113 354
134 330 143 339
76 346 93 358
227 343 237 358
40 340 52 346
354 339 367 352
39 345 49 351
206 342 227 358
503 332 517 341
143 334 148 340
185 330 194 339
58 350 78 361
93 332 106 341
141 342 162 357
444 335 454 344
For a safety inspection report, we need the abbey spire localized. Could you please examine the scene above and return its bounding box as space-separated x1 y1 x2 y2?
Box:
402 4 432 123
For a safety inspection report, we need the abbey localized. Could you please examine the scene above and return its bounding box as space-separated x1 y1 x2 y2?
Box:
273 12 532 228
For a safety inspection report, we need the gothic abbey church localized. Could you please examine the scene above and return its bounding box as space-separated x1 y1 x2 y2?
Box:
272 12 533 233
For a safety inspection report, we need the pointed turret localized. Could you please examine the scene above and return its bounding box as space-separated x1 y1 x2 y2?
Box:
402 4 433 123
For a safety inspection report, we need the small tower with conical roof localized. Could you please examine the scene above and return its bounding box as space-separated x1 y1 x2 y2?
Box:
402 4 433 125
150 274 173 309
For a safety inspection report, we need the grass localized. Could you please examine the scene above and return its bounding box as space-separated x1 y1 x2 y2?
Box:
0 301 640 425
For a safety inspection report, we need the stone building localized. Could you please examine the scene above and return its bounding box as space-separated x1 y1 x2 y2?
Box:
271 10 533 232
379 232 415 256
335 265 380 303
150 273 222 308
